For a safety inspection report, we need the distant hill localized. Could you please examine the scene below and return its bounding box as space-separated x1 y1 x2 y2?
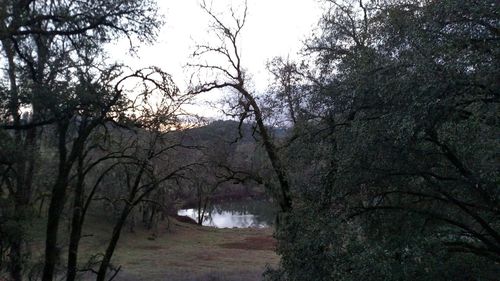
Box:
179 120 256 145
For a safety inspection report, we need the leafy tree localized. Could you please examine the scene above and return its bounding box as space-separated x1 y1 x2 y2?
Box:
266 0 499 280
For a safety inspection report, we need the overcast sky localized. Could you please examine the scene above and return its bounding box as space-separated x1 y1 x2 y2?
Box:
109 0 323 118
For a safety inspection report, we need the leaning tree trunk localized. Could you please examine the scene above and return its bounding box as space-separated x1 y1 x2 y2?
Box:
237 85 293 213
95 205 131 281
96 162 146 281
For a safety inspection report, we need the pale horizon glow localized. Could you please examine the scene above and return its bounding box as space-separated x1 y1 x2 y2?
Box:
109 0 323 119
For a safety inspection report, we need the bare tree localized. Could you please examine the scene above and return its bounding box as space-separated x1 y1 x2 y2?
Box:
92 134 195 281
189 1 293 215
90 69 196 281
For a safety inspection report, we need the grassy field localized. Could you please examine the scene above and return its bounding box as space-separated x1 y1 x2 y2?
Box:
52 215 278 281
18 210 279 281
107 222 278 281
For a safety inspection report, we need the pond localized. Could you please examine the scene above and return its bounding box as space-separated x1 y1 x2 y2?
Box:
177 199 276 228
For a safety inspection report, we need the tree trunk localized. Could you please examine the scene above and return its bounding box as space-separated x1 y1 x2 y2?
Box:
95 205 131 281
42 117 94 281
147 205 156 230
96 162 146 281
197 186 203 225
66 153 85 281
42 122 71 281
41 171 70 281
9 240 23 281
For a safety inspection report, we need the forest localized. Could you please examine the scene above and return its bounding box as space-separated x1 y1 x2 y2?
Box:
0 0 498 280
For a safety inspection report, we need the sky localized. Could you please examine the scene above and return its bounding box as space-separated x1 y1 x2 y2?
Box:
109 0 323 118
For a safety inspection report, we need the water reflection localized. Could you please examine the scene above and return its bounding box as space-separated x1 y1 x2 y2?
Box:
178 200 276 228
